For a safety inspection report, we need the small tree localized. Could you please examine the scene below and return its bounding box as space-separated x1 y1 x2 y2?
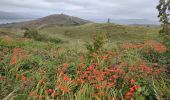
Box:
157 0 170 35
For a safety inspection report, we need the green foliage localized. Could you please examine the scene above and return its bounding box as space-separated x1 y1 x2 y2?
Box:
24 28 63 44
157 0 170 35
36 33 64 44
85 33 108 53
24 28 39 39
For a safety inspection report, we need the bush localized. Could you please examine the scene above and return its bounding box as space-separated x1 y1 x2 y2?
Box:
85 33 108 53
24 28 63 44
24 28 39 39
36 33 63 44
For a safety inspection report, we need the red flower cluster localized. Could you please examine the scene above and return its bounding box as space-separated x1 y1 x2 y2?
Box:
125 79 140 99
10 48 23 65
122 40 167 53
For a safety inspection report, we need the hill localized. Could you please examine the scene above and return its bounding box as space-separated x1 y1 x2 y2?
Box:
0 14 92 28
33 14 92 26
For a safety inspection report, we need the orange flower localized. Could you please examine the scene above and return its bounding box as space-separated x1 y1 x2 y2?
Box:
60 86 71 93
63 74 71 81
130 79 135 84
93 70 100 75
98 91 105 96
96 84 104 89
63 63 69 68
87 65 95 71
10 57 17 65
21 75 27 81
132 85 140 91
77 78 85 84
140 65 152 74
125 92 133 99
130 87 134 93
112 74 119 79
96 76 104 81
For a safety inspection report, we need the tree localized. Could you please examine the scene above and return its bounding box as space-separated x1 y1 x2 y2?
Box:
157 0 170 35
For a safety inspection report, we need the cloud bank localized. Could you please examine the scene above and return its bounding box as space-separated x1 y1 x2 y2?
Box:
0 0 159 22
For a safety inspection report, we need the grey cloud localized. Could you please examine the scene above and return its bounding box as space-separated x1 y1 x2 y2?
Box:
0 0 159 21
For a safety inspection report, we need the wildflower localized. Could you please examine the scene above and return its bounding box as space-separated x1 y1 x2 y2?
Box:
96 76 104 81
10 57 17 65
125 92 133 99
130 79 135 84
140 65 152 74
98 91 105 96
93 70 100 75
63 74 71 81
21 75 27 81
77 78 85 84
112 74 119 79
130 87 134 93
60 86 71 93
47 89 53 94
153 63 158 67
132 85 140 91
87 65 95 71
84 71 90 75
96 84 104 89
63 63 69 67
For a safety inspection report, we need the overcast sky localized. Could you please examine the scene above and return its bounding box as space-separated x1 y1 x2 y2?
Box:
0 0 159 21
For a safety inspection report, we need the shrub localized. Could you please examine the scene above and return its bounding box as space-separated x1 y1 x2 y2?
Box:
85 33 108 54
24 28 63 44
36 33 63 44
24 28 39 39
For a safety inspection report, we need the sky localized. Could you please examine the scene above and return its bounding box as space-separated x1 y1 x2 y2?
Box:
0 0 159 22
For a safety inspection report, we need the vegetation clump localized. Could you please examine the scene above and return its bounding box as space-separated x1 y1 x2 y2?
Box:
24 28 63 44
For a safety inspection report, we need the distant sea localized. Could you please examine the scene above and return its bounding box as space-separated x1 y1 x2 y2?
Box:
0 19 34 24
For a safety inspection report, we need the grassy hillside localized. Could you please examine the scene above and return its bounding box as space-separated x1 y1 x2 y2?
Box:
41 23 159 42
0 23 170 99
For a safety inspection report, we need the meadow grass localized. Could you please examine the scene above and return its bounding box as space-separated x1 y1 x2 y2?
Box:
0 24 170 100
